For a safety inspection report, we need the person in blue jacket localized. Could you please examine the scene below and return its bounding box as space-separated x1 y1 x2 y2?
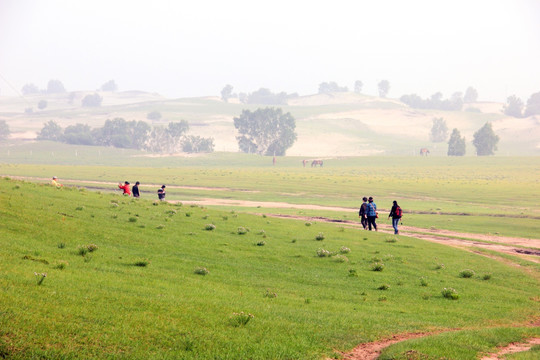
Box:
366 196 377 231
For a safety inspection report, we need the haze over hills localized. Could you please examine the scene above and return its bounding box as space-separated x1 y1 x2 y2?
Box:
0 89 538 157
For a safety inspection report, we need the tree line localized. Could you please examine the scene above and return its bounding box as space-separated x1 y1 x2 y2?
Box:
430 118 499 156
36 118 214 154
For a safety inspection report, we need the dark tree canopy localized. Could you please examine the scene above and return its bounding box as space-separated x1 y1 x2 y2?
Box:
503 95 523 117
101 80 118 92
463 87 478 103
378 80 390 98
447 128 466 156
234 107 297 156
0 120 10 140
430 117 449 143
47 79 66 94
221 84 234 102
82 93 103 107
473 122 499 156
524 91 540 117
147 111 162 121
318 82 348 94
37 120 63 141
400 92 463 111
181 135 215 153
245 88 297 105
21 83 40 95
64 123 94 145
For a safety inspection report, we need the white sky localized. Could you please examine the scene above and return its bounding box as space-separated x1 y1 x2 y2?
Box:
1 0 539 101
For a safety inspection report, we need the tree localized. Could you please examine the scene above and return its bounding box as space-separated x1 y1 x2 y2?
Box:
47 79 66 93
93 118 150 149
318 82 348 94
37 100 48 110
378 80 390 98
147 111 162 121
181 135 215 153
430 117 448 143
82 93 103 107
221 84 233 102
101 80 118 92
234 107 297 156
146 121 189 153
524 91 540 117
354 80 363 94
37 120 63 141
503 95 523 117
463 87 478 103
21 83 40 95
473 122 499 156
64 123 94 145
0 120 10 140
447 128 466 156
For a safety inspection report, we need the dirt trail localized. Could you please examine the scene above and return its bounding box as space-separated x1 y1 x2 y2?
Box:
480 337 540 359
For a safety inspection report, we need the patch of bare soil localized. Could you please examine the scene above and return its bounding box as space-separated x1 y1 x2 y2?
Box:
480 337 540 360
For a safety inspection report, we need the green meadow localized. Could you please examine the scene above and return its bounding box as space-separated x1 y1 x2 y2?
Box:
0 149 539 359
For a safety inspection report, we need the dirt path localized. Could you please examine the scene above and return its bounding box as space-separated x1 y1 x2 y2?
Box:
480 337 540 359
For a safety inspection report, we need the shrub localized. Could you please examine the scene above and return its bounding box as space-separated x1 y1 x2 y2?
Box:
75 206 84 211
263 289 277 298
229 312 254 327
256 241 266 246
77 246 88 256
441 287 459 300
185 212 192 217
54 261 68 270
339 246 351 254
194 267 209 275
482 274 492 280
156 224 165 229
57 242 66 249
222 216 228 221
371 262 385 271
332 255 349 263
315 232 325 241
128 217 138 223
316 248 331 257
459 269 475 278
378 296 387 302
205 224 216 231
305 222 312 227
377 284 390 290
237 227 248 235
420 277 429 287
348 269 358 277
134 259 150 267
86 244 98 252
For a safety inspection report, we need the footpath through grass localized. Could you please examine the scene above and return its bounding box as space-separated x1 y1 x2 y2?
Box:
1 179 539 359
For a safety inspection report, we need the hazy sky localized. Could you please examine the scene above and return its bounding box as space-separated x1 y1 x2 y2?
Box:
1 0 539 102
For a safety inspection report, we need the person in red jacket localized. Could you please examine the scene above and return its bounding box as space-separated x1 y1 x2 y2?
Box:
118 181 131 195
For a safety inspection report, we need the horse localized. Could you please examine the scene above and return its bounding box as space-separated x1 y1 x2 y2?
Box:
311 160 323 167
419 148 430 156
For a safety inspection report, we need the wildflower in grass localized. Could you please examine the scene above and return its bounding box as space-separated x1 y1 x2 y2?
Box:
332 254 349 263
339 246 351 254
34 272 47 285
86 244 98 252
205 224 216 231
194 267 209 275
229 312 254 327
371 262 385 271
315 232 325 241
420 277 429 287
459 269 475 278
256 241 266 246
377 284 390 290
237 227 248 235
441 287 459 300
316 248 331 257
264 289 277 298
435 263 445 270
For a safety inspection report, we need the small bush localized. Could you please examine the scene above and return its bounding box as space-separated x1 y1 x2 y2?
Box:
315 232 325 241
316 248 331 257
459 269 475 278
229 312 254 327
482 274 492 280
435 263 445 270
339 246 351 254
256 241 266 246
156 224 165 229
86 244 98 252
77 246 88 256
185 212 192 217
128 217 138 223
348 269 358 277
420 277 429 287
222 216 228 220
377 284 390 290
237 227 248 235
75 206 84 211
332 254 349 263
54 261 68 270
134 259 150 267
194 267 209 275
305 222 312 227
263 289 277 298
441 287 459 300
57 242 66 249
371 262 385 272
378 296 387 302
205 224 216 231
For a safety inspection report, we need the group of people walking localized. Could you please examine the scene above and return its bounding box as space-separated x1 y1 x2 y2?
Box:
359 197 403 234
118 181 166 201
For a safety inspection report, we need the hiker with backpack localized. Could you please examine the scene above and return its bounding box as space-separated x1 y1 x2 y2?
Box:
388 200 403 234
366 196 378 231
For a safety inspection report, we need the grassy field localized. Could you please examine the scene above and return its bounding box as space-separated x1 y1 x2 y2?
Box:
1 179 539 359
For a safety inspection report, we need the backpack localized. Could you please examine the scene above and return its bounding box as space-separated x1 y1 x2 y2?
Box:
395 206 402 217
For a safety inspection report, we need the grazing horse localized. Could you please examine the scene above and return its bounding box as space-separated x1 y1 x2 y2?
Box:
419 148 430 156
311 159 323 167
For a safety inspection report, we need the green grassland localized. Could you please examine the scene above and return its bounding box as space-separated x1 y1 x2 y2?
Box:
1 179 539 359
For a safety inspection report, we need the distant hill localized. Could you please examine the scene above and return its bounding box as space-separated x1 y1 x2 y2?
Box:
0 90 538 156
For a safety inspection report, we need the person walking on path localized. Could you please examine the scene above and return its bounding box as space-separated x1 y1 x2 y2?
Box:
118 181 131 196
132 181 140 198
51 176 63 188
388 200 403 234
358 197 368 230
157 185 166 201
366 196 378 231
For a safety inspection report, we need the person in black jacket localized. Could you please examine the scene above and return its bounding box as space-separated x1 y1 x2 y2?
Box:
388 200 402 234
157 185 166 201
358 197 368 229
132 181 140 198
